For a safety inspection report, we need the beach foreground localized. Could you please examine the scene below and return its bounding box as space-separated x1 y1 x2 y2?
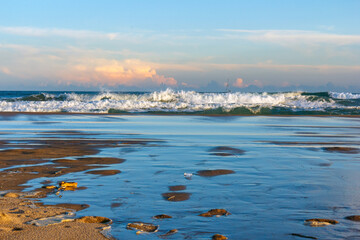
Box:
1 114 360 239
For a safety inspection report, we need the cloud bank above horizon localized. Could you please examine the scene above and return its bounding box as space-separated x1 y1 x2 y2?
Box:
0 1 359 91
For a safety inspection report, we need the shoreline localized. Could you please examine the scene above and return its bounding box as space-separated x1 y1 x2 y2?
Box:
0 111 359 117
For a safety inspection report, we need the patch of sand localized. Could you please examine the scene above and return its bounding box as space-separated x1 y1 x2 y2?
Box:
0 196 109 240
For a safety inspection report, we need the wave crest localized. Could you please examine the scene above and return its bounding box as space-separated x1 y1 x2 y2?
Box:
0 89 359 115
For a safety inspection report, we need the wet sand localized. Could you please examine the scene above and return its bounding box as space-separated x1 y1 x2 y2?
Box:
0 196 109 240
0 137 129 239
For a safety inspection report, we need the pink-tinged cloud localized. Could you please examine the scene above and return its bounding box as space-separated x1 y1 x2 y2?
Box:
85 59 177 86
60 59 177 87
0 67 11 75
151 74 177 86
233 78 263 88
233 78 247 88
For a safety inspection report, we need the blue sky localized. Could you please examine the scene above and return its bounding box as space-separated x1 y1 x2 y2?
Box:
0 0 359 91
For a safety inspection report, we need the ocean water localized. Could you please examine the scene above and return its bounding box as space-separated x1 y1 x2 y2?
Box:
1 113 360 239
0 89 359 115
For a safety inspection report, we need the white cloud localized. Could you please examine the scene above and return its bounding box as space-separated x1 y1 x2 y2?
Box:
217 29 360 45
0 26 123 40
2 26 360 48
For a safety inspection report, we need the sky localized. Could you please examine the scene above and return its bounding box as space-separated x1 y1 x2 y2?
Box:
0 0 359 92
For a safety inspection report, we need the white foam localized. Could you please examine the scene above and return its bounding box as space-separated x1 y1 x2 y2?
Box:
0 89 356 113
330 92 360 99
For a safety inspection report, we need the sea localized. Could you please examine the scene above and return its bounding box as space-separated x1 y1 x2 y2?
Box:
1 90 360 239
0 89 359 115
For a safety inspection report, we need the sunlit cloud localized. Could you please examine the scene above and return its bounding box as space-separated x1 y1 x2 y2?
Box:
81 59 177 86
57 58 178 87
1 42 359 90
0 44 177 87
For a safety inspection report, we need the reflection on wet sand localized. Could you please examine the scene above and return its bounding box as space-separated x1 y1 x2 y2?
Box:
1 115 360 239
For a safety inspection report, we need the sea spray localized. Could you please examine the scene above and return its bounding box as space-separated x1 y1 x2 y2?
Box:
0 90 359 114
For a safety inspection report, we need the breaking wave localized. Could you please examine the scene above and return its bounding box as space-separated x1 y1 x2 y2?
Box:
0 89 359 115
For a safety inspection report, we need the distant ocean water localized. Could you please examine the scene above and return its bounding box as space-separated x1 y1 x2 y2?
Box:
0 89 359 115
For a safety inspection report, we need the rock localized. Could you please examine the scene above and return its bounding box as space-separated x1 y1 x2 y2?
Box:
160 229 178 237
162 192 191 202
212 234 228 240
322 147 359 154
153 214 172 219
304 218 338 227
52 203 89 212
168 185 186 191
111 202 122 208
3 192 19 198
42 185 57 189
126 222 158 233
197 169 235 177
59 181 77 191
345 215 360 221
209 146 245 156
199 209 231 217
85 170 121 176
76 216 112 224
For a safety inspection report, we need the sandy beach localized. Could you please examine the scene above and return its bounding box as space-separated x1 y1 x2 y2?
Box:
1 0 359 238
0 131 124 239
0 113 360 239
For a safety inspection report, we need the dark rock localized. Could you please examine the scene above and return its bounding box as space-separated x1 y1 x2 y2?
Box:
85 169 121 176
345 215 360 221
209 146 245 156
160 229 178 237
126 222 158 232
212 234 228 240
153 214 172 219
168 185 186 191
199 209 231 217
323 147 359 154
162 192 191 202
197 169 235 177
111 202 122 208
